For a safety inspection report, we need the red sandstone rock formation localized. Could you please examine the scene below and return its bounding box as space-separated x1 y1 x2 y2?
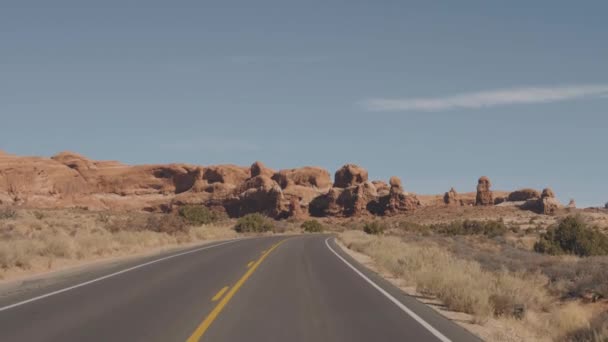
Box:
271 167 331 190
475 176 493 206
382 176 421 215
334 164 368 188
0 151 557 219
508 188 540 202
444 187 459 205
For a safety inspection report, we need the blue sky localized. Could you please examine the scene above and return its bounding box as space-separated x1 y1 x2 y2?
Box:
1 1 607 207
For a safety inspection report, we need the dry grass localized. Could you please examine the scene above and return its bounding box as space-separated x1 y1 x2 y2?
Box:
0 209 238 280
566 312 608 342
339 230 605 341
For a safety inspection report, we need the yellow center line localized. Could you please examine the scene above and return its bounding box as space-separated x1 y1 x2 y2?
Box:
211 286 229 302
247 261 254 268
186 239 287 342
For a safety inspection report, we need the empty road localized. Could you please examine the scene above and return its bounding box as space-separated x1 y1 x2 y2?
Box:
0 235 480 342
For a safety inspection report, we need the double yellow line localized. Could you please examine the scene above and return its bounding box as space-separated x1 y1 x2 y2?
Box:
186 239 286 342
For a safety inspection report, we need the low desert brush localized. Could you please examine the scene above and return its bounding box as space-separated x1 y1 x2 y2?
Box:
301 220 324 233
535 216 608 256
234 213 274 233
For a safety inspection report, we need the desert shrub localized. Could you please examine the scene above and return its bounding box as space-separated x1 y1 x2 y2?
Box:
105 215 144 233
42 236 75 258
145 214 189 235
33 211 45 220
431 220 507 237
178 205 225 225
301 220 324 233
398 221 428 232
234 213 274 233
534 216 608 257
363 221 385 235
0 240 37 269
96 212 111 224
0 207 17 220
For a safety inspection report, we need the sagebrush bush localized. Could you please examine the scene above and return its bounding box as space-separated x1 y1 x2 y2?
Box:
0 207 17 220
234 213 274 233
178 205 226 225
363 221 385 235
301 220 324 233
146 214 189 235
534 216 608 256
430 220 507 237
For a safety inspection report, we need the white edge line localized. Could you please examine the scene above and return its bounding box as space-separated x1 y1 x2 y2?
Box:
325 237 452 342
0 239 242 312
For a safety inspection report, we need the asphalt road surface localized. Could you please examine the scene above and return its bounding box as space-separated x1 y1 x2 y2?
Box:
0 235 481 342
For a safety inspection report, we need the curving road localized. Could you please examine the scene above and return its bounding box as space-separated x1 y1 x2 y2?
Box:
0 235 480 342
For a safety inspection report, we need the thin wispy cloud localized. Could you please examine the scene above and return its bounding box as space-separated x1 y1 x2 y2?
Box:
362 84 608 112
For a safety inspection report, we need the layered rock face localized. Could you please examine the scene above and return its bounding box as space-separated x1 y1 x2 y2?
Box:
475 176 494 206
0 152 422 218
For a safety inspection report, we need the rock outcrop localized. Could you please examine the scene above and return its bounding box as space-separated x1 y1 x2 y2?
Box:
1 150 559 219
444 187 459 205
271 167 331 190
372 180 390 196
338 181 379 216
250 161 274 178
475 176 493 206
381 176 421 215
202 165 249 185
522 187 562 215
334 164 368 188
568 199 576 209
508 188 540 202
539 188 561 215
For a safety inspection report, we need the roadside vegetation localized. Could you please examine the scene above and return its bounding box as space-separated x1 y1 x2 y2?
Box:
363 221 385 235
234 213 274 233
534 215 608 256
178 205 227 225
0 208 238 280
394 219 509 237
301 219 324 233
338 215 608 342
